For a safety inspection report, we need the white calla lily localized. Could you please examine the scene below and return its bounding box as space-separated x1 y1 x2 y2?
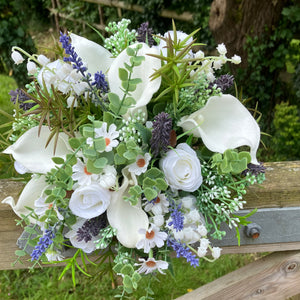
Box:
108 43 161 115
3 126 71 174
107 167 149 248
70 33 114 75
2 175 48 223
177 94 260 164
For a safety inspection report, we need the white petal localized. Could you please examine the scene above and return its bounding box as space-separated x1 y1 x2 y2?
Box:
107 167 149 248
3 126 71 173
2 175 48 223
108 43 161 115
70 33 113 75
178 94 260 164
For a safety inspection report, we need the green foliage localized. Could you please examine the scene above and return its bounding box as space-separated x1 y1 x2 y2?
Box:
271 102 300 161
0 0 37 87
211 149 251 175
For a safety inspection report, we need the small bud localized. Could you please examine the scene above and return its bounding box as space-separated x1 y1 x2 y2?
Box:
27 60 37 75
37 54 50 66
11 51 24 65
231 54 241 65
211 246 222 259
217 43 227 55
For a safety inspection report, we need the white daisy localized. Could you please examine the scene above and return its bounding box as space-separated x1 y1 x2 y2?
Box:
136 224 168 253
45 249 64 262
34 196 64 220
144 193 169 215
135 258 168 275
94 122 119 152
128 153 151 176
72 158 99 186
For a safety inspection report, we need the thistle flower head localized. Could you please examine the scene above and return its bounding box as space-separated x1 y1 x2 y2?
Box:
9 88 34 111
137 22 155 47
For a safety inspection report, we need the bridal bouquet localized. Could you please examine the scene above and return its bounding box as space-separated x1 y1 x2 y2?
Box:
2 19 265 298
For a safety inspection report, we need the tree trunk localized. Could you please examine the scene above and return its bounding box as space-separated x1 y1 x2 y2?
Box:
209 0 287 68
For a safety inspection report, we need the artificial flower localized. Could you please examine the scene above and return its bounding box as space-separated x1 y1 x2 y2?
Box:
11 50 24 64
159 143 203 192
106 167 149 248
72 159 99 186
135 257 168 275
144 193 169 215
211 247 222 259
99 165 117 189
3 126 71 174
94 123 119 152
136 224 168 253
27 60 37 75
128 153 151 176
177 94 261 164
69 183 111 219
107 43 161 115
2 175 48 223
34 196 64 221
70 33 114 75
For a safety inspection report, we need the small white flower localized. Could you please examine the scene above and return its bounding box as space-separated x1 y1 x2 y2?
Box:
128 153 151 176
152 214 165 227
94 123 119 152
46 249 64 262
145 121 153 129
181 195 196 209
37 54 50 66
200 238 210 249
206 71 216 82
72 159 99 186
231 54 241 65
144 193 169 215
182 227 200 244
67 95 78 108
99 165 117 189
73 81 89 95
217 43 227 55
186 209 202 224
135 257 168 275
136 224 168 253
34 196 64 220
11 51 24 65
27 60 37 75
211 246 222 259
196 224 208 237
197 246 207 258
195 50 205 59
213 60 223 70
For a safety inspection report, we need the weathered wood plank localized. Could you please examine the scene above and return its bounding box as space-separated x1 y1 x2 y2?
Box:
176 251 300 300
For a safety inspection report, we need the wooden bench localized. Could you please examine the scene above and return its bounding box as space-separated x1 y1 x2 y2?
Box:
1 161 300 299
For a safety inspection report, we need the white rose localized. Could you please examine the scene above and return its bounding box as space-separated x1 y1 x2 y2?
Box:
69 183 111 218
159 143 203 192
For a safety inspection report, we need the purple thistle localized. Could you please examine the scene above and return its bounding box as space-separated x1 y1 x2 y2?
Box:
31 229 55 261
167 238 199 267
137 22 155 47
9 88 34 111
168 203 184 232
209 74 234 92
59 32 87 74
150 112 173 157
76 214 107 243
241 162 266 177
92 71 109 93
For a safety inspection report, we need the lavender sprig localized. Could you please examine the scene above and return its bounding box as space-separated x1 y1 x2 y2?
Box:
150 112 173 157
167 238 199 267
31 229 55 261
168 203 184 232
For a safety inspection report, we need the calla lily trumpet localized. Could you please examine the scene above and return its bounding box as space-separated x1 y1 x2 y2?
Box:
108 43 161 115
177 94 260 164
3 126 71 174
70 33 114 75
107 167 149 248
2 175 48 223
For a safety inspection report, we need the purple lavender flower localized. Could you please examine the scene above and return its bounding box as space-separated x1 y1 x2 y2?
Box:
137 22 155 47
209 74 234 92
168 203 184 232
167 238 199 267
31 229 55 261
59 32 87 74
9 88 34 111
76 214 107 243
92 71 109 93
150 112 173 157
